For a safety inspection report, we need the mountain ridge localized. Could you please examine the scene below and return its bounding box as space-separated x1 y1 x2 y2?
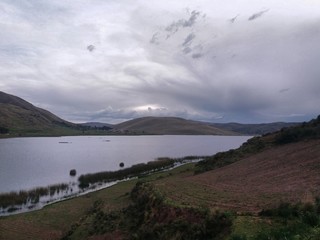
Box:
0 91 303 136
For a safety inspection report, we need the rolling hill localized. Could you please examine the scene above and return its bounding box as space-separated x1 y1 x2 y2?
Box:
0 91 79 136
114 116 236 135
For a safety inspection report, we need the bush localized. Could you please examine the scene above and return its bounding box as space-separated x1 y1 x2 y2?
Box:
0 126 9 134
87 182 233 239
260 201 320 222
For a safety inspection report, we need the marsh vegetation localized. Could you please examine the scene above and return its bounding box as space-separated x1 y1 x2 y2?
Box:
0 183 69 211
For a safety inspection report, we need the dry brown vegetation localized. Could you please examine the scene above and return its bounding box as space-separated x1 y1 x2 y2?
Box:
155 139 320 214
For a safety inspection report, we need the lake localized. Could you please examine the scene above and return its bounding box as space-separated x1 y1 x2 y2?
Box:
0 135 251 193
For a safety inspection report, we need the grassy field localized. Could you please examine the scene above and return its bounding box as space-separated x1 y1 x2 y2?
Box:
0 180 137 240
2 162 320 240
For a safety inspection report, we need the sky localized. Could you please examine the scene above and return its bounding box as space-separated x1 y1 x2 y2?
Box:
0 0 320 124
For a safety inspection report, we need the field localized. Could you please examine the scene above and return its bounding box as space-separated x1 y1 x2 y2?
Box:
155 140 320 214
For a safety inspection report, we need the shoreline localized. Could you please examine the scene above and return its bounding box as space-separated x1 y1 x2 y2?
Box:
0 160 200 217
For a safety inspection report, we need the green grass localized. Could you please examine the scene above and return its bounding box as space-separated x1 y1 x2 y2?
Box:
0 179 137 240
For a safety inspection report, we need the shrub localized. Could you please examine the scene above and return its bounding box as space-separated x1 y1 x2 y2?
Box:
231 234 248 240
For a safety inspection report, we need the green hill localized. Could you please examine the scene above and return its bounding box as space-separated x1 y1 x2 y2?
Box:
114 116 236 135
0 91 80 136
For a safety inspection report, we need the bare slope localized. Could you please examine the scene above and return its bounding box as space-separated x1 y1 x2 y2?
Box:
194 140 320 210
114 116 235 135
0 91 76 134
155 116 320 213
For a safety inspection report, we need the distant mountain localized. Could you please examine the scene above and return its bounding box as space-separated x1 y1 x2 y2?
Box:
209 122 300 135
113 116 300 135
114 116 236 135
0 91 79 136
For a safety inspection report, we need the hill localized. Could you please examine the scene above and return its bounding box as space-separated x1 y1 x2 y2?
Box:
210 122 300 135
0 91 80 136
155 139 320 213
114 116 236 135
114 117 300 135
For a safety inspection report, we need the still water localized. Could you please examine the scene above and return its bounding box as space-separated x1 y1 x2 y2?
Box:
0 135 251 193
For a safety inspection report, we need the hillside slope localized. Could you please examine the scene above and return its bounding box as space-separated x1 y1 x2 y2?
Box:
155 139 320 213
114 116 236 135
154 115 320 213
0 91 77 135
210 122 299 135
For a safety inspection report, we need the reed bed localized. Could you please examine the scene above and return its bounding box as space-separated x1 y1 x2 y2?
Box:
0 183 69 209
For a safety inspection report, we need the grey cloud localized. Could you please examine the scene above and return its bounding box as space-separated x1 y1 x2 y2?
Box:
87 45 95 52
182 33 196 46
192 53 203 59
165 10 201 35
229 14 239 23
248 9 269 21
150 32 159 44
190 44 204 58
182 46 192 54
183 10 201 27
279 88 290 93
165 20 183 33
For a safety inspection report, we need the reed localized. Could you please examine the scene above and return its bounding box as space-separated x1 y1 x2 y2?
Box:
78 158 175 188
0 183 69 209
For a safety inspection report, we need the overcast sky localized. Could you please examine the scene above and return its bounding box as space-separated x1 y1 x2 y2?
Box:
1 0 320 123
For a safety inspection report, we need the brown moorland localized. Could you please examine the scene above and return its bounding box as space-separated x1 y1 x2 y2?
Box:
154 139 320 214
